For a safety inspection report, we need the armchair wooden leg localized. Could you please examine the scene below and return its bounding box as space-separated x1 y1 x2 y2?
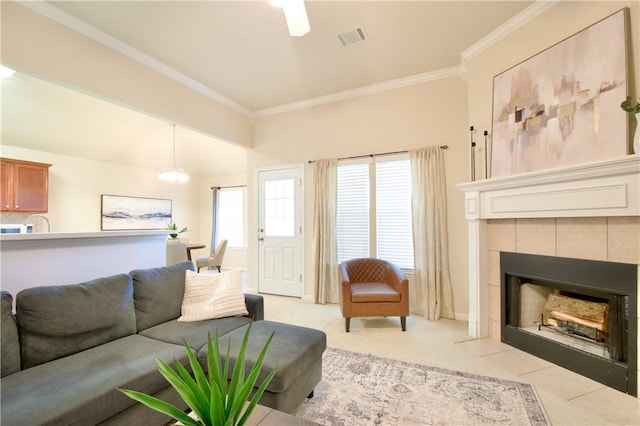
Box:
217 266 221 272
401 316 406 331
345 318 350 332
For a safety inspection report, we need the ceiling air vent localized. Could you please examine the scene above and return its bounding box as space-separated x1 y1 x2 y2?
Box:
337 27 367 47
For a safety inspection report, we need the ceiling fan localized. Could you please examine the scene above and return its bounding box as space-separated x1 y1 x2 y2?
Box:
269 0 310 37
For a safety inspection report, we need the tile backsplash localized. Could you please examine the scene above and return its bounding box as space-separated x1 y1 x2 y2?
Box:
486 216 640 340
0 212 30 224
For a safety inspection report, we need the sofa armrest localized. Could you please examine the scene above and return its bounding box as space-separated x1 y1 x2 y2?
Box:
244 294 264 321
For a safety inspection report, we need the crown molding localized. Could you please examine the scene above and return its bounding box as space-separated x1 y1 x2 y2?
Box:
18 0 251 116
21 0 557 119
251 66 464 118
461 0 558 64
255 0 558 118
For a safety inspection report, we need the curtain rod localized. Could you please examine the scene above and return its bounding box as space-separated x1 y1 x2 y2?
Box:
307 145 448 164
210 185 247 190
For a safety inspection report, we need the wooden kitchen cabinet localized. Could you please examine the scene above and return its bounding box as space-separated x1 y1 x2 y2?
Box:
0 158 51 212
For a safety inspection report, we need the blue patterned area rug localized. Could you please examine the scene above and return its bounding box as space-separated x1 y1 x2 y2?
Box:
294 347 549 426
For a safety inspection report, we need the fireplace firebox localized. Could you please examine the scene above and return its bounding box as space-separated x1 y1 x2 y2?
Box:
501 252 637 395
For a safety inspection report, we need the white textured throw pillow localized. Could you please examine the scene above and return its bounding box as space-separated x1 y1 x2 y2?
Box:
178 270 248 322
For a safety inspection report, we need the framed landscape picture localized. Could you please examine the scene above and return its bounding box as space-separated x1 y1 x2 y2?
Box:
491 9 628 178
101 195 172 231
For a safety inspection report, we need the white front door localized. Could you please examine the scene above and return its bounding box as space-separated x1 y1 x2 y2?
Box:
257 166 303 297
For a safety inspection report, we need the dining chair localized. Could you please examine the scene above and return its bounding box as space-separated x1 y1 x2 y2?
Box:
196 239 228 272
166 240 188 266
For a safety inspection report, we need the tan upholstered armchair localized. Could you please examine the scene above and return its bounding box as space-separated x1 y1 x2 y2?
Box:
196 239 227 272
338 258 409 332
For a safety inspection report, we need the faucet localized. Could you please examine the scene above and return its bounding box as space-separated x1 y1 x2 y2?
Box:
23 214 51 233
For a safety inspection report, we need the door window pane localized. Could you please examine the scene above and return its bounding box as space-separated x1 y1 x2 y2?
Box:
264 178 295 237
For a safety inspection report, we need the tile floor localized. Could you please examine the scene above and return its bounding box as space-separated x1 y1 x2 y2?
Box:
257 293 640 426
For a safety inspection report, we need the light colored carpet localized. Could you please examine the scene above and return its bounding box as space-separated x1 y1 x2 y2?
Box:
294 347 549 426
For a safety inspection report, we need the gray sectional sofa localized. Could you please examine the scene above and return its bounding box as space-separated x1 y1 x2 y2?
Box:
0 261 326 425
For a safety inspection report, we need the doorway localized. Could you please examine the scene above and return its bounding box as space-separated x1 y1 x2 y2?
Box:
256 165 304 297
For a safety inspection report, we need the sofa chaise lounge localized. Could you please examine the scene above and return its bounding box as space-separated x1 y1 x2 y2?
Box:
0 261 326 425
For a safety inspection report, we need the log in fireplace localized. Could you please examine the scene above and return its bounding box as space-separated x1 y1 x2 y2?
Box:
501 251 637 395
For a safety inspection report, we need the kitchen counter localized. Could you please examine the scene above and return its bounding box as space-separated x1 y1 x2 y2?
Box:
0 229 169 241
1 230 172 297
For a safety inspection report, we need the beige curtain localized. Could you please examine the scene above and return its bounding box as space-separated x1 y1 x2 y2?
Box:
410 147 454 320
313 159 339 304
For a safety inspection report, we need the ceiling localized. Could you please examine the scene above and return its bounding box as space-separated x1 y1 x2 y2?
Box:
1 71 249 177
1 0 535 177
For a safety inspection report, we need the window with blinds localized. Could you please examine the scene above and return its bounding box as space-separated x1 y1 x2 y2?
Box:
375 160 413 269
337 163 369 261
336 156 414 269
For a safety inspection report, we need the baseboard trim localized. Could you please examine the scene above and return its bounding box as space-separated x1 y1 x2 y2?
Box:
454 312 469 322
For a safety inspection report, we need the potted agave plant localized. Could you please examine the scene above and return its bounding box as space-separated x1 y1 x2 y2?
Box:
620 96 640 154
119 323 276 426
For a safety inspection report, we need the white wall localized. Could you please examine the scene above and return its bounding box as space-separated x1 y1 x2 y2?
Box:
466 1 639 145
3 0 637 319
2 1 253 149
0 149 251 273
247 1 640 319
0 145 202 249
460 0 640 327
249 76 470 317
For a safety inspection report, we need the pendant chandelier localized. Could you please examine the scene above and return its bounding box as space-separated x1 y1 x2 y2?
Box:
158 124 189 183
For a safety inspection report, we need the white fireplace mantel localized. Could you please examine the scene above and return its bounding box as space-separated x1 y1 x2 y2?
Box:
458 154 640 220
456 154 640 337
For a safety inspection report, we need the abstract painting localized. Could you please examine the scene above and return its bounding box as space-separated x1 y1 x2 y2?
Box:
101 194 171 230
491 9 628 177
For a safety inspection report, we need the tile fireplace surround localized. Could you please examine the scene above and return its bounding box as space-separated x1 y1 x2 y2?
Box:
457 154 640 388
457 154 640 324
